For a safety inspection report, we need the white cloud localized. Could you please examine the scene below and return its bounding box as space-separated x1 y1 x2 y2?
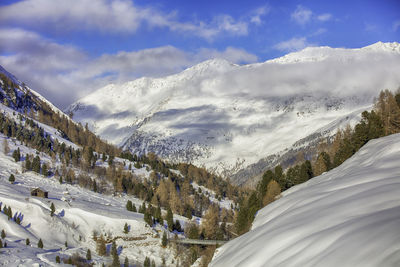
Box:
393 20 400 32
317 13 332 22
0 0 264 40
273 37 314 52
0 28 257 108
309 28 327 37
291 5 312 25
195 47 258 64
250 6 270 25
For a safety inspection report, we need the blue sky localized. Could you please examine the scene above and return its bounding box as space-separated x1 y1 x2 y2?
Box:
0 0 399 108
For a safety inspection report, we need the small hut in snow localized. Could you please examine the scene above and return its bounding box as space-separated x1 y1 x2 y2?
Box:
30 187 48 198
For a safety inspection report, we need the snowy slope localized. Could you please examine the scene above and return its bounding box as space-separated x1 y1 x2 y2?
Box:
210 133 400 267
0 133 181 266
68 42 400 181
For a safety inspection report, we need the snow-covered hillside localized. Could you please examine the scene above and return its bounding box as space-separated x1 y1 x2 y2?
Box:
0 131 181 266
68 42 400 182
210 133 400 267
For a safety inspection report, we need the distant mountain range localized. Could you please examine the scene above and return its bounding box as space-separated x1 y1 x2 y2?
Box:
67 42 400 184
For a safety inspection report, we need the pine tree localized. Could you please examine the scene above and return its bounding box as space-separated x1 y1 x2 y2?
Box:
25 157 32 171
12 148 20 162
38 238 43 249
26 238 30 246
59 176 63 184
144 257 150 267
42 164 48 177
151 259 156 267
9 174 15 184
126 200 133 211
65 241 68 248
86 248 92 260
32 155 41 173
56 256 60 263
96 235 107 256
93 180 97 192
0 240 2 248
162 231 168 247
166 207 173 231
124 256 129 267
1 229 5 239
111 241 120 267
124 223 129 234
50 203 55 217
155 206 162 223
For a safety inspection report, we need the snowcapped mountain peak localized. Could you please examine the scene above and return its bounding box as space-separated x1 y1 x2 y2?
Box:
362 41 400 53
68 43 400 182
266 41 400 64
181 58 238 76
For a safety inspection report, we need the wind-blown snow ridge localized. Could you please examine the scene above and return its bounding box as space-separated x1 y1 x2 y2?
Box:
211 133 400 267
67 42 400 182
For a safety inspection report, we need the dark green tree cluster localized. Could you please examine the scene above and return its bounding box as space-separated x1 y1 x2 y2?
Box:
126 200 137 212
12 148 20 162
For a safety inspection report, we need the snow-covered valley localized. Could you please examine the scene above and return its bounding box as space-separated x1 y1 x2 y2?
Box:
210 133 400 267
68 42 400 183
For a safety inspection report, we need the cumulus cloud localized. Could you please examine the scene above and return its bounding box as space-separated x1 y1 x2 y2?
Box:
0 28 257 108
250 6 270 25
291 5 312 25
317 13 332 22
0 0 265 40
273 37 314 52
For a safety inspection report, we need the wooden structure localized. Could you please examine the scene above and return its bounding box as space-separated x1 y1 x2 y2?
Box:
169 238 228 246
30 187 48 198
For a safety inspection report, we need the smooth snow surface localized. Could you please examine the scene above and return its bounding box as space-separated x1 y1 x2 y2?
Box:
211 133 400 267
68 42 400 178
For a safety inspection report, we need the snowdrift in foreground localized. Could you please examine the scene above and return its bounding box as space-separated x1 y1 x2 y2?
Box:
211 133 400 267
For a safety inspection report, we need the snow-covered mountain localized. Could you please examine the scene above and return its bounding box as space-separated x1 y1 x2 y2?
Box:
68 42 400 183
210 133 400 267
0 65 67 118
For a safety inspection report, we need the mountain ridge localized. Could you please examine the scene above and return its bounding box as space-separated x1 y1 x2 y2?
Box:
67 42 400 184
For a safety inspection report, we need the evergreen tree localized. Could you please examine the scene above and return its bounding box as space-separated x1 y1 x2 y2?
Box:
166 207 173 231
144 257 150 267
50 203 55 217
59 176 63 184
65 241 68 248
96 235 107 256
25 157 31 171
126 200 133 211
12 148 20 162
1 229 5 239
124 256 129 267
0 240 2 248
32 155 41 174
162 231 168 247
151 259 156 267
26 238 30 246
38 238 43 249
42 164 48 177
111 241 120 267
9 174 15 184
124 223 129 234
55 256 60 263
86 248 92 260
93 179 97 192
144 209 153 226
155 206 162 223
